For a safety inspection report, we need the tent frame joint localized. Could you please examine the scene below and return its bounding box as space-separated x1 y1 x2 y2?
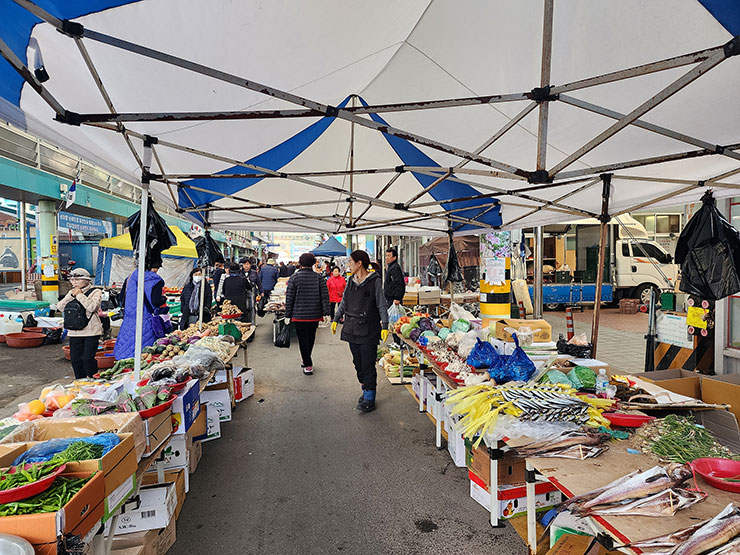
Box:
395 165 406 173
597 173 612 223
143 134 158 147
394 202 408 211
527 169 551 184
55 110 81 126
530 85 558 103
724 36 740 58
61 19 84 38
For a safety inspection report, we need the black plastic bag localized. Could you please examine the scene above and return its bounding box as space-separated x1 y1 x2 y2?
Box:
556 336 592 359
675 191 740 301
445 234 463 283
274 319 290 348
43 327 63 344
256 295 267 318
25 314 37 327
427 255 443 286
126 197 176 270
195 230 225 267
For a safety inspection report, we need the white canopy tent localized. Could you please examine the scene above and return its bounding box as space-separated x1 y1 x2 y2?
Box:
1 0 739 381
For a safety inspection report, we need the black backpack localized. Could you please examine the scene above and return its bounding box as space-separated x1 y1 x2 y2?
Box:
63 290 92 331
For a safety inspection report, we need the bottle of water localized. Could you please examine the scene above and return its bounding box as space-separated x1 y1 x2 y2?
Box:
595 368 609 397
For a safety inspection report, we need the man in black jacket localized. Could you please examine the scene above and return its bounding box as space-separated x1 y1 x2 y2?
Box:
384 247 405 308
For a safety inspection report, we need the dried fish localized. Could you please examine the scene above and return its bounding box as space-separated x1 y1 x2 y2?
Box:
670 504 740 555
515 429 611 457
619 520 709 551
583 488 706 518
706 536 740 555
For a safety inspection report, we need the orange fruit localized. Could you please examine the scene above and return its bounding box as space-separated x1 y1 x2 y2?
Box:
27 400 46 415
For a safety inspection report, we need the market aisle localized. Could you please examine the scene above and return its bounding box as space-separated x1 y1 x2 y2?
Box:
171 321 522 555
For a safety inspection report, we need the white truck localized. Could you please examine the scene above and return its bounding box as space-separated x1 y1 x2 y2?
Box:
537 215 679 309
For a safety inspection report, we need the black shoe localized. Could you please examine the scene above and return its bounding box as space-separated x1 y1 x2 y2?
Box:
358 392 365 404
357 399 376 412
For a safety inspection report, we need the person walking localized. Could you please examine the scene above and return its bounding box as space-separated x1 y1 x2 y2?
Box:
211 261 225 306
384 247 405 345
180 268 213 329
326 266 346 320
114 263 167 360
259 258 280 300
279 261 291 278
284 253 330 376
332 250 389 412
219 262 253 322
57 268 103 379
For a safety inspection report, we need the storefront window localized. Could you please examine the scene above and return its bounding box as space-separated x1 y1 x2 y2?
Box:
728 296 740 349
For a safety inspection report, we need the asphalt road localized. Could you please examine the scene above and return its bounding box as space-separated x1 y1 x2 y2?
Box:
170 320 524 555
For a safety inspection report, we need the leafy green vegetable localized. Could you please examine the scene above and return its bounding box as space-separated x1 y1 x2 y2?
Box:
0 476 90 516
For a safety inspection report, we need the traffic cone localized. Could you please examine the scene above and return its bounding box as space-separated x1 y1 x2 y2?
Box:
565 307 575 341
518 301 526 319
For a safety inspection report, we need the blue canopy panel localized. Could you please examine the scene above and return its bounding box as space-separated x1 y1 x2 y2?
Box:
357 97 501 232
698 0 740 34
0 0 140 113
178 96 352 225
311 236 346 257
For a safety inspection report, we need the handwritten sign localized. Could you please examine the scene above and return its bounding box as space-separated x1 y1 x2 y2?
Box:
656 312 693 349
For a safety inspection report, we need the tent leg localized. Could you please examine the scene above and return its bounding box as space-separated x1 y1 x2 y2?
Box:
133 184 149 381
533 226 544 319
590 174 612 358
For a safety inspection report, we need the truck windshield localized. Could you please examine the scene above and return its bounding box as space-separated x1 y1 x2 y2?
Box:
632 242 668 262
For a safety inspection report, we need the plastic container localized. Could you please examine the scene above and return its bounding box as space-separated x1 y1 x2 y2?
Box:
595 368 608 396
0 534 34 555
602 412 656 428
0 320 23 336
137 395 176 419
95 351 116 369
690 458 740 493
4 332 45 348
137 376 191 393
0 463 67 504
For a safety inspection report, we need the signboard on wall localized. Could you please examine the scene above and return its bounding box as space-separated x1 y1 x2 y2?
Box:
656 312 694 349
58 212 112 239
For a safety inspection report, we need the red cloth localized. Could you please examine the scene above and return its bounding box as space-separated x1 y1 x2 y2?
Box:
326 275 346 303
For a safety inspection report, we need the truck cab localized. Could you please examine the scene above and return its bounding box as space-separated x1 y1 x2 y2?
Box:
615 237 678 304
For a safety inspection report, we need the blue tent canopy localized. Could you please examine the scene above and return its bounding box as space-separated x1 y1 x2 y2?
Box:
311 236 347 257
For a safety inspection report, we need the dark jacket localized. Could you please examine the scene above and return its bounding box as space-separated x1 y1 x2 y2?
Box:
180 280 213 330
285 268 330 321
334 272 388 344
246 268 260 292
259 264 280 291
384 259 405 303
279 264 291 278
221 274 252 315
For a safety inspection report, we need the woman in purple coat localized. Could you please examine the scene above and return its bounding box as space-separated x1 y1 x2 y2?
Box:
113 265 166 360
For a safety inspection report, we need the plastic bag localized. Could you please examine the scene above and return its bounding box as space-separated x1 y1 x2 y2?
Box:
556 336 592 358
457 330 480 358
450 303 476 322
505 335 537 382
675 191 740 300
171 345 225 377
13 434 121 465
540 369 573 386
569 366 596 390
42 327 64 345
451 318 471 333
466 338 499 369
438 327 451 341
506 326 534 347
274 320 290 348
388 304 405 326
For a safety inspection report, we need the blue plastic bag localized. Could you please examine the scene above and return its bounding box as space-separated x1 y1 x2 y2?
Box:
13 433 121 465
487 334 536 384
466 338 499 369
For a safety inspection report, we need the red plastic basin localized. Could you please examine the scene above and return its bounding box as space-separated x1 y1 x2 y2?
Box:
138 395 176 419
691 458 740 493
0 463 67 503
95 350 116 369
5 332 45 348
602 412 656 428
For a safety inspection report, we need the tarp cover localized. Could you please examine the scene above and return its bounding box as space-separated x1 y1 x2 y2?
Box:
311 236 347 257
1 1 740 235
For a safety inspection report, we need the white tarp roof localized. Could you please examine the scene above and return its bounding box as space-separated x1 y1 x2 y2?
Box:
1 0 739 235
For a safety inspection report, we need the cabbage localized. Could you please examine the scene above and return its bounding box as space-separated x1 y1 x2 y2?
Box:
401 323 414 338
410 316 422 328
438 327 451 340
451 319 471 333
421 330 436 339
418 317 435 332
409 328 422 342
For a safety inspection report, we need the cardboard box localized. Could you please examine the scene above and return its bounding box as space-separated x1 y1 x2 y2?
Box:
111 483 177 534
188 440 202 474
0 413 146 460
188 406 207 438
111 513 176 555
233 367 254 403
111 546 145 555
701 374 740 423
631 369 701 399
423 375 439 419
0 470 105 546
444 410 465 468
200 402 221 442
155 433 191 470
418 287 441 305
402 291 418 306
494 318 552 342
465 438 525 489
143 410 173 457
209 367 232 386
170 379 201 435
546 534 621 555
141 470 186 521
469 471 561 518
201 388 232 422
0 443 25 462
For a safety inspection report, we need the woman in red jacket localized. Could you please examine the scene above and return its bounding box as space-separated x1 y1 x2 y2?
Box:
326 266 346 319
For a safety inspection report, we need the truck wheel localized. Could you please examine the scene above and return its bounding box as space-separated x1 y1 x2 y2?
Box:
544 303 562 311
634 284 658 306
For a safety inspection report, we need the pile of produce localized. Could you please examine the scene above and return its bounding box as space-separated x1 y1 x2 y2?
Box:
49 441 104 463
13 386 77 421
65 383 174 416
148 364 190 385
220 300 242 316
0 475 90 516
446 383 613 447
0 461 65 491
193 336 234 361
633 414 739 464
173 324 209 342
98 358 135 380
14 434 119 465
379 350 417 378
622 503 740 554
561 464 705 517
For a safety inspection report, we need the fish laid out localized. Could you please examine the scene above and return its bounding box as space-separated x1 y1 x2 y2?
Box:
561 464 704 517
514 429 611 459
671 504 740 555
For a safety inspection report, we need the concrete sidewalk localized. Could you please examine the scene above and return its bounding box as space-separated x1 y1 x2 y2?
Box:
171 319 522 555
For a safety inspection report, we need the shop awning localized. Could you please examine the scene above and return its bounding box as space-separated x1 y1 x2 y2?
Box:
99 225 197 258
311 236 347 257
1 1 739 235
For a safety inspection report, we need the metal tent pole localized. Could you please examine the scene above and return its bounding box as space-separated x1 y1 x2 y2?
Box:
533 227 544 319
134 142 153 381
19 202 27 293
590 174 612 358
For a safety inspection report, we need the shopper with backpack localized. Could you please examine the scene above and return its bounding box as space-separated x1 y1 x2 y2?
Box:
57 268 103 378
